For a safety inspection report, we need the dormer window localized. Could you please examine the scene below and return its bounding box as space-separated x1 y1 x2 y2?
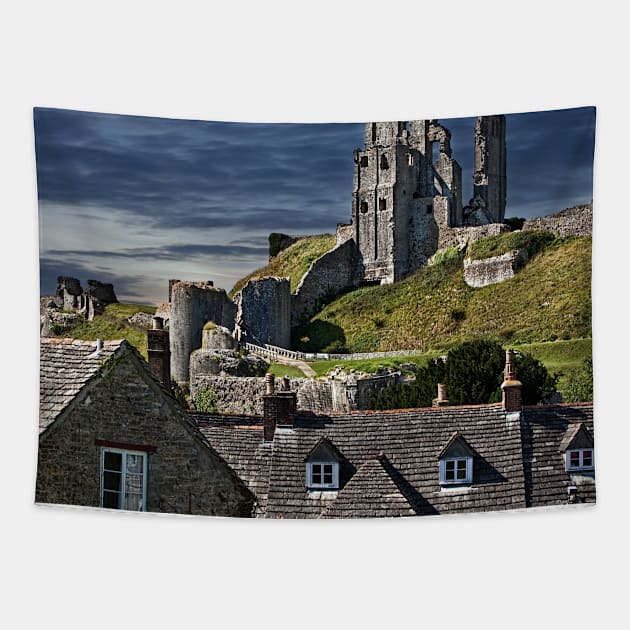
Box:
304 437 345 491
440 457 473 484
438 432 475 487
560 423 595 474
306 462 339 489
566 449 594 471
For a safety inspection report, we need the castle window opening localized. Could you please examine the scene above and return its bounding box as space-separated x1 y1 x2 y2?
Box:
379 198 387 211
371 123 377 143
426 203 433 215
407 153 414 166
432 141 439 166
360 155 368 167
380 154 389 170
360 201 369 214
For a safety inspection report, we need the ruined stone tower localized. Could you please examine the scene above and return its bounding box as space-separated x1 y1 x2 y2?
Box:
349 120 463 284
339 116 507 285
470 115 507 223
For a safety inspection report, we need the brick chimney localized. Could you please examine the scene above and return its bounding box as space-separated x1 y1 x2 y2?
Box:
262 374 297 442
432 383 449 407
148 316 171 386
501 349 522 412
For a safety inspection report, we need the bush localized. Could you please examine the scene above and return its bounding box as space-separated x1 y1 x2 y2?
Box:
369 339 557 409
193 388 218 412
562 358 593 402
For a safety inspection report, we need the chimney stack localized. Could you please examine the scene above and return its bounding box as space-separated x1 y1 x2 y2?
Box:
501 349 522 412
148 317 171 386
432 383 449 407
262 374 297 442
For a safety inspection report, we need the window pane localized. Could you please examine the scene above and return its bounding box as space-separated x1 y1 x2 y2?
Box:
583 451 593 467
102 490 120 509
125 493 143 511
445 461 455 472
103 451 122 471
457 460 467 472
323 464 332 474
125 473 143 495
570 452 580 467
103 471 121 492
323 472 333 484
311 464 322 485
126 453 144 474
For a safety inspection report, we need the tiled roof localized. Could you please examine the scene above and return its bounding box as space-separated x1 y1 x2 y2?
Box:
322 456 417 518
39 338 126 433
521 404 595 506
196 403 531 518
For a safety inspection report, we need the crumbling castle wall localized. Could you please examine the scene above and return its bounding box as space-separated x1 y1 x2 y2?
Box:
522 204 592 238
291 239 363 325
190 372 401 415
169 281 236 383
438 223 510 251
233 277 291 348
463 249 529 288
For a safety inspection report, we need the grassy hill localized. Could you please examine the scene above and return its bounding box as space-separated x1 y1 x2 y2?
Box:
292 235 592 353
57 303 156 359
229 234 335 296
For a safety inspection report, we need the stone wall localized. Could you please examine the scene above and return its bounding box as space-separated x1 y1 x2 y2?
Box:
36 349 254 517
463 249 528 288
522 204 592 237
190 372 401 415
169 281 236 383
233 277 291 348
438 223 510 251
291 239 362 325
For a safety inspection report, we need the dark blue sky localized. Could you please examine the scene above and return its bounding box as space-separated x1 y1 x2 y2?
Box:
35 106 595 304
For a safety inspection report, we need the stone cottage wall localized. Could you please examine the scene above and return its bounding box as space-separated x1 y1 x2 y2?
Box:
36 350 253 517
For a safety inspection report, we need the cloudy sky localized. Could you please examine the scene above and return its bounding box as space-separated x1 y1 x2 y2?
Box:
35 106 595 304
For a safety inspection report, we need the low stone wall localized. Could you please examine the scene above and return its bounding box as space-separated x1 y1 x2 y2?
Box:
291 239 362 325
522 204 592 237
463 249 528 288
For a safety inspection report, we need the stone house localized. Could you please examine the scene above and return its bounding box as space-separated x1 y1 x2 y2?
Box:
193 357 595 518
37 338 255 516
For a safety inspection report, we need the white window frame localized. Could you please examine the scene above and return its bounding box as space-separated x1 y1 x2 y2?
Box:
306 461 339 490
565 448 594 472
439 457 473 486
100 447 148 511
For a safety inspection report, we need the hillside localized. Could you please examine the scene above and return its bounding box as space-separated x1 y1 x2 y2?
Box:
229 234 335 296
56 303 156 359
292 236 592 353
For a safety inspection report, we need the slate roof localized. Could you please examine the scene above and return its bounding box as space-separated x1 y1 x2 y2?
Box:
521 403 595 506
39 338 126 433
196 403 532 518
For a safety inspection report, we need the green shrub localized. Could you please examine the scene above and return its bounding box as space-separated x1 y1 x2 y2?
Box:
194 388 218 412
562 358 593 402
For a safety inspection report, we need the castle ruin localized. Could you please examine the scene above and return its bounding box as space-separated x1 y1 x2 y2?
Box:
336 116 507 284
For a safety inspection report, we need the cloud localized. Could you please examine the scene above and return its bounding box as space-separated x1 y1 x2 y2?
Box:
35 106 596 302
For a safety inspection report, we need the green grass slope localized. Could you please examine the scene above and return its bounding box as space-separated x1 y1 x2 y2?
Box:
229 234 335 296
292 236 592 353
59 303 156 359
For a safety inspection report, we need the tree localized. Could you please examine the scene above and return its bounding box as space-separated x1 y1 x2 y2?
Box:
369 339 557 410
562 358 593 402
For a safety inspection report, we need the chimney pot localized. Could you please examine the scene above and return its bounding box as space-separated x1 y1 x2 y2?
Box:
265 373 275 395
152 316 164 330
433 382 449 407
96 338 103 352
